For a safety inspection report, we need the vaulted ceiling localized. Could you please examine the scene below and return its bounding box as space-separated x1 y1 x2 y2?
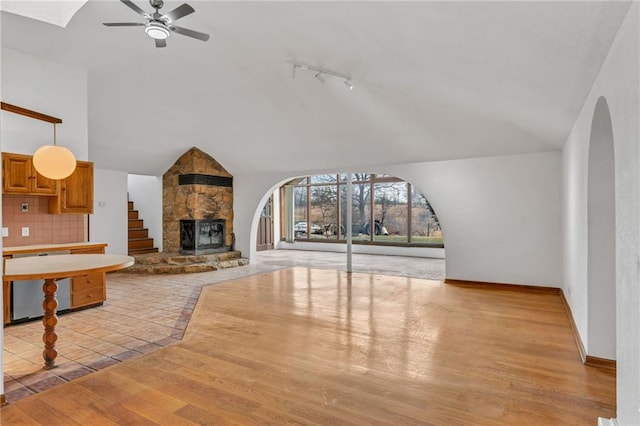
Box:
0 1 631 176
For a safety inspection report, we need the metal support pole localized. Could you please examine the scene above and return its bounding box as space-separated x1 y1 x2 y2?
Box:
284 186 295 243
346 173 353 273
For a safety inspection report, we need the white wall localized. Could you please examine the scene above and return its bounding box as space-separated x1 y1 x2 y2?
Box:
127 174 163 252
91 169 128 255
563 5 640 424
1 48 88 160
234 151 562 288
0 47 89 401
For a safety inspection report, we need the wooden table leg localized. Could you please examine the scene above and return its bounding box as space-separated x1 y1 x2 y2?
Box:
42 278 59 369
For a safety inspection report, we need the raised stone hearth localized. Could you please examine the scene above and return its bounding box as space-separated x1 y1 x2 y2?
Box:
125 252 249 274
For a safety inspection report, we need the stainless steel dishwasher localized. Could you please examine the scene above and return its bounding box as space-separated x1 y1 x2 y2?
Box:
11 250 72 322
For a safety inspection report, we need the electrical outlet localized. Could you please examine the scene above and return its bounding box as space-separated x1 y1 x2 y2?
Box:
21 227 29 237
21 202 28 212
1 227 8 237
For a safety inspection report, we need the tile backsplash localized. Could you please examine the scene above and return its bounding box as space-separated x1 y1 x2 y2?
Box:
2 195 87 247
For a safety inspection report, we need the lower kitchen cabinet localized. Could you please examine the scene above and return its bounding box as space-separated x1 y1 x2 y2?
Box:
71 271 106 309
3 243 109 325
69 246 106 309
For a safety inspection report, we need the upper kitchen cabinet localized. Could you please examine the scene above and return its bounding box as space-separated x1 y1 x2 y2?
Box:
2 152 58 195
48 160 94 214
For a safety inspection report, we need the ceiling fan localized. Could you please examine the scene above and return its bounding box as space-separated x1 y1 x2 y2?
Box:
103 0 209 48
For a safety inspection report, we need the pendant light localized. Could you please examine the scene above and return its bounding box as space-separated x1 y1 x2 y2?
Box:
32 123 77 180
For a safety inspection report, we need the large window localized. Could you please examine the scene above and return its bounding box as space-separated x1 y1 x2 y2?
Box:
283 174 443 247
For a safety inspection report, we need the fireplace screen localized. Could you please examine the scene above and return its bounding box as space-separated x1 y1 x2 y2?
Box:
180 219 225 254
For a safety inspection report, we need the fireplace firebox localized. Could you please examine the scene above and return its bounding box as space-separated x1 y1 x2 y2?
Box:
180 219 226 255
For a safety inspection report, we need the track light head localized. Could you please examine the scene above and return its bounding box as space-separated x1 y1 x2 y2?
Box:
289 62 353 91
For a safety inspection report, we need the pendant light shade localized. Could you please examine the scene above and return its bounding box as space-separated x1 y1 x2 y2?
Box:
33 145 77 180
32 123 77 180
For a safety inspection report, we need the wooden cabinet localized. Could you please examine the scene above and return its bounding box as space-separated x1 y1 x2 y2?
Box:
70 271 106 309
69 246 106 309
2 152 58 195
49 160 94 214
2 152 93 213
3 244 108 324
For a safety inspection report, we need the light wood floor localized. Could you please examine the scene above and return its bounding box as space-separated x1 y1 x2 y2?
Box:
1 268 615 425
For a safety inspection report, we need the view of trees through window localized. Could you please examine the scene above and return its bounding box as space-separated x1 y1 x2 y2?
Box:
284 174 443 246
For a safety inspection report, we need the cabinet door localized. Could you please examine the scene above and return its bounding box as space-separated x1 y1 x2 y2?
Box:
2 153 57 195
53 161 94 214
3 153 31 193
31 170 58 195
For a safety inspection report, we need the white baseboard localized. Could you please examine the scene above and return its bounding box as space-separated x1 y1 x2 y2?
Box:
598 418 617 426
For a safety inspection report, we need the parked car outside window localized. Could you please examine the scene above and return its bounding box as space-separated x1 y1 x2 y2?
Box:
295 221 323 235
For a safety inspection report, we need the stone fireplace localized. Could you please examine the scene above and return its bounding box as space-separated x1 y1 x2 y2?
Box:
180 219 226 254
163 147 234 254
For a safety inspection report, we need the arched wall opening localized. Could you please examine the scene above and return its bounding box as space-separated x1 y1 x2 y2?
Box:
587 96 616 360
250 173 446 266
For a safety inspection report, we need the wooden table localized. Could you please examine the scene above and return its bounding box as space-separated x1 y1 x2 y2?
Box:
4 254 134 369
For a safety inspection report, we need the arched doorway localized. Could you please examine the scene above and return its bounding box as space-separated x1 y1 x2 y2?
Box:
587 96 616 360
256 195 274 251
253 173 445 279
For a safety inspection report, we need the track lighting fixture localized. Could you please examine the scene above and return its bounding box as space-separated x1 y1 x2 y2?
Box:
290 62 354 90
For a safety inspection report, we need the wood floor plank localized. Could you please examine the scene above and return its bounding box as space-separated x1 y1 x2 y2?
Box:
1 268 615 425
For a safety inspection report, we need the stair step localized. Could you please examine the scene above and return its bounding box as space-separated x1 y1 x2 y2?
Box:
128 228 149 239
128 247 159 255
128 219 144 229
129 238 155 250
127 198 157 254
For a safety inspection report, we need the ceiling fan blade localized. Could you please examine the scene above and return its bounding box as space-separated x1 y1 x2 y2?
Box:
155 39 167 48
103 22 145 26
170 25 209 41
120 0 148 17
162 3 195 23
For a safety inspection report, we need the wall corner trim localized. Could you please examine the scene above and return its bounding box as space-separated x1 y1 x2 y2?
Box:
443 278 560 294
558 289 588 364
585 355 617 370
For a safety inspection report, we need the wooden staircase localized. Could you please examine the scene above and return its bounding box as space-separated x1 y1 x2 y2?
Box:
128 200 158 255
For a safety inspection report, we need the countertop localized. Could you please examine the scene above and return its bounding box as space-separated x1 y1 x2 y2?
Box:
4 254 134 280
3 242 108 256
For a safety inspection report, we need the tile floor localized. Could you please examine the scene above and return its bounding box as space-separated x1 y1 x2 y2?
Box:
2 250 444 403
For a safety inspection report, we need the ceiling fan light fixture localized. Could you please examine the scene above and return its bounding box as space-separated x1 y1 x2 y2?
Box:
145 22 170 40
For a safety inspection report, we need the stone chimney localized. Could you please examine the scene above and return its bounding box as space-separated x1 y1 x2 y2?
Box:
163 147 234 253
